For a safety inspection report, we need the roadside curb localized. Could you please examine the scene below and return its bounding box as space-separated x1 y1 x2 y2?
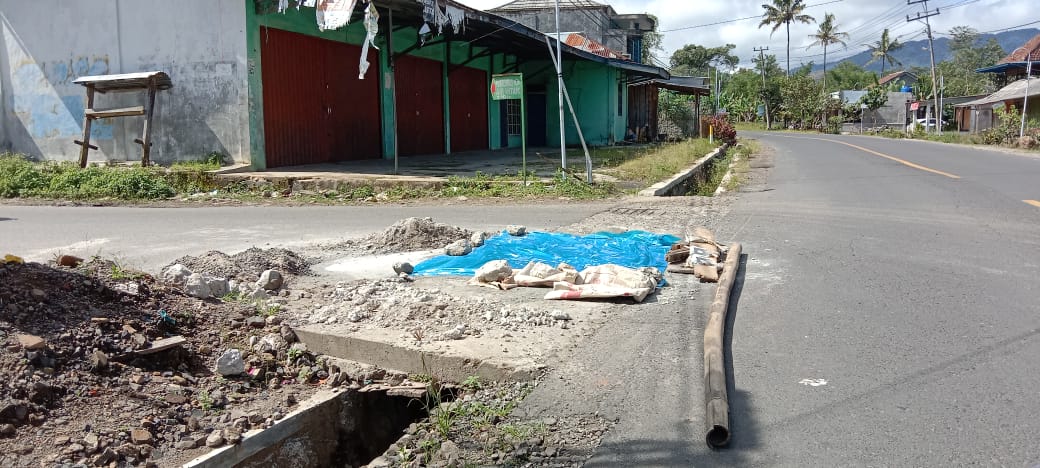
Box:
638 144 729 197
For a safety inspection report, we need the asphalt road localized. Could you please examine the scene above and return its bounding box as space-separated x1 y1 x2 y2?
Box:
0 203 612 272
520 133 1040 467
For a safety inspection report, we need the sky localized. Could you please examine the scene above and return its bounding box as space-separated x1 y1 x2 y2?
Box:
454 0 1038 69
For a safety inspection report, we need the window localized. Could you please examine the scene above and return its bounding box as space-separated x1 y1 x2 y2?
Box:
617 80 624 116
506 100 521 136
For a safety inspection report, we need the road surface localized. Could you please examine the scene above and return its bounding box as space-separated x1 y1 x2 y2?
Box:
0 203 613 272
520 133 1040 467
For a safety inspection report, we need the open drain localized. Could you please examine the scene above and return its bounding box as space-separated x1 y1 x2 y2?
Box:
188 387 455 468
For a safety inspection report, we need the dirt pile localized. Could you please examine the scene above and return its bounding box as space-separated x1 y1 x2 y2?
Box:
169 247 311 282
352 217 475 254
0 257 348 467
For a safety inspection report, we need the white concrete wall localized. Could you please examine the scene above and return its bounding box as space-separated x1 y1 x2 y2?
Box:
0 0 248 164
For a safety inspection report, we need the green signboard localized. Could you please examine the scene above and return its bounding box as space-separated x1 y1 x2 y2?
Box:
491 73 524 101
490 74 527 181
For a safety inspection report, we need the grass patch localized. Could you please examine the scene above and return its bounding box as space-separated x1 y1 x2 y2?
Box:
607 139 718 185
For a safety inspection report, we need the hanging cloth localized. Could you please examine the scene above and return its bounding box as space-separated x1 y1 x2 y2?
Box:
358 2 380 79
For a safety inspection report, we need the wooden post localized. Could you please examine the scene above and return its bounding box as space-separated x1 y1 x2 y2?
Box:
141 76 157 166
704 242 742 448
77 85 96 168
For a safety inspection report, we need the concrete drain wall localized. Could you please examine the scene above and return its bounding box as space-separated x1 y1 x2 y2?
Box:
637 144 729 197
184 388 427 468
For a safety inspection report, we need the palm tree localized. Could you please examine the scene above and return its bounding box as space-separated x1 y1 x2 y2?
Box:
866 29 904 77
807 13 849 91
759 0 815 76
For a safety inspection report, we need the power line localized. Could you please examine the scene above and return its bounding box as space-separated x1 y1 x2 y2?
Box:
660 0 845 32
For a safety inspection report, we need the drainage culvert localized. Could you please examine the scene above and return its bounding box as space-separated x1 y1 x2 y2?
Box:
184 385 452 468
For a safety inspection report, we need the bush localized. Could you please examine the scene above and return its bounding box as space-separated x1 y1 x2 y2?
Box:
708 116 737 144
0 154 46 197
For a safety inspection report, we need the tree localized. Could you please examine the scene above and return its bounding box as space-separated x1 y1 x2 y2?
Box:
865 29 903 76
826 61 876 92
779 74 824 127
641 14 664 65
938 26 1005 96
759 0 815 76
807 13 849 91
669 44 739 76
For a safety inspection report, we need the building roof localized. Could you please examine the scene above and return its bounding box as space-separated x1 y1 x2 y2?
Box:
877 70 917 86
631 76 710 96
999 33 1040 64
490 0 608 12
958 77 1040 107
564 33 625 59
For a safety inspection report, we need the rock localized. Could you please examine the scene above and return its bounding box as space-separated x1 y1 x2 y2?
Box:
437 440 461 464
470 231 487 247
1019 135 1038 149
224 427 243 444
89 350 108 372
215 349 246 376
56 254 84 267
30 288 46 300
0 424 14 437
392 262 414 275
444 239 472 256
280 325 298 343
256 270 284 291
506 225 527 236
205 432 225 448
367 455 393 468
184 273 229 299
174 440 197 450
161 264 193 287
170 375 188 386
473 260 513 283
255 334 287 354
265 315 282 325
130 428 153 445
83 433 99 451
93 447 118 465
16 334 47 350
551 310 571 321
246 287 268 301
245 316 266 328
166 394 188 405
65 443 86 453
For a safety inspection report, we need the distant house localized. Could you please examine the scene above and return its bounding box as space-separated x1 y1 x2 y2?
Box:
877 70 918 91
956 33 1040 133
489 0 655 63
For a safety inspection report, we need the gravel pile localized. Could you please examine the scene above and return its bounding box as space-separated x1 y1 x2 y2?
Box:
346 217 475 254
299 278 569 340
169 247 311 283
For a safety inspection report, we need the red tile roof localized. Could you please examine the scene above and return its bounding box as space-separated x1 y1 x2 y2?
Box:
563 33 626 59
999 33 1040 63
878 70 916 86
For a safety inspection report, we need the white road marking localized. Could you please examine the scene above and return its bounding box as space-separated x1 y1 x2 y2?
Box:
799 378 828 387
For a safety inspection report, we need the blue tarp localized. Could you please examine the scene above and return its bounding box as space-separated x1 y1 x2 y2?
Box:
413 230 680 279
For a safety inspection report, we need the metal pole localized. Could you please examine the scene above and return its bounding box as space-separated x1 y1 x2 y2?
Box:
555 0 566 169
389 8 399 174
545 37 592 184
1021 60 1032 139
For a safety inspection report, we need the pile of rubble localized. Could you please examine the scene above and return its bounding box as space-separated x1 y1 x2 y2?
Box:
329 217 482 255
295 277 572 341
0 250 360 467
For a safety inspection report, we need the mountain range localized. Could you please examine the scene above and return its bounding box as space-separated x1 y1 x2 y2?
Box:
810 28 1038 74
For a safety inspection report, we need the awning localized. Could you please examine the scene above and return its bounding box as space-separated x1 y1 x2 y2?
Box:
633 76 710 95
958 77 1040 107
73 71 173 93
975 61 1040 74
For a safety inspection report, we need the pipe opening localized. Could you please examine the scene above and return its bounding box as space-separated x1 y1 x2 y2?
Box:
706 424 731 449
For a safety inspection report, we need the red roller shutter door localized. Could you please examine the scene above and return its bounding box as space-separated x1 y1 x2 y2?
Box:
449 66 489 152
395 55 444 156
260 27 381 167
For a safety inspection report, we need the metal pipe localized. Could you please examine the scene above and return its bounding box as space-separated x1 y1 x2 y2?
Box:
1021 60 1032 139
555 0 566 169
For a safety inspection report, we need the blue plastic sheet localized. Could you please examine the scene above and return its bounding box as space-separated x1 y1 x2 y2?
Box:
413 230 680 279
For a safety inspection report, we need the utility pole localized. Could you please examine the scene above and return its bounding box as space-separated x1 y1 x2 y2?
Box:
754 46 771 130
555 0 566 169
908 1 940 134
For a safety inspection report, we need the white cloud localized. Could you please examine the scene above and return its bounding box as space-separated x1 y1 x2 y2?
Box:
455 0 1036 68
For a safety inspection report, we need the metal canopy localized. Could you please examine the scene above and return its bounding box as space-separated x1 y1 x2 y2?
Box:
958 77 1040 107
975 61 1040 74
374 0 668 79
73 71 173 93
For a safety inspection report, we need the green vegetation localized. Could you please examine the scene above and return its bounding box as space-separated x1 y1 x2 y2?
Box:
606 139 718 184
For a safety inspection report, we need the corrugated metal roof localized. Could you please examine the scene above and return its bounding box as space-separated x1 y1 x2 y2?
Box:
490 0 606 12
563 33 625 59
877 70 916 86
959 77 1040 107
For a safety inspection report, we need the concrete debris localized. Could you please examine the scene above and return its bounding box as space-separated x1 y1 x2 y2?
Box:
16 334 46 350
55 255 84 268
444 239 472 256
205 431 225 448
256 269 284 291
215 349 246 376
506 225 527 236
255 334 287 354
470 231 487 247
551 310 571 321
184 273 230 299
345 217 474 254
161 264 193 287
472 260 513 283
